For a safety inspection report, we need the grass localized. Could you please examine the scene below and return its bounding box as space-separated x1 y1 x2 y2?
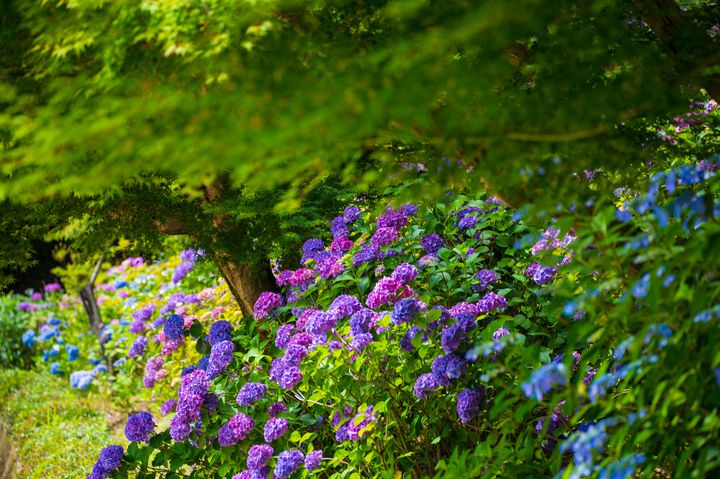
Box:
0 369 122 479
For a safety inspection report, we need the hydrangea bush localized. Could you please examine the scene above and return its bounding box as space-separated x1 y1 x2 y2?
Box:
12 133 720 477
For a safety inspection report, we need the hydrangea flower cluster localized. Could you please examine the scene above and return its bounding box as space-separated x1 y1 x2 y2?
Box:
274 449 304 478
87 445 124 479
163 314 185 340
124 412 155 443
254 292 283 320
237 382 267 406
206 340 235 379
170 370 209 442
218 413 254 447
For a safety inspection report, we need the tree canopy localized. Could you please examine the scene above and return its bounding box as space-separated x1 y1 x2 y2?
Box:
1 0 719 300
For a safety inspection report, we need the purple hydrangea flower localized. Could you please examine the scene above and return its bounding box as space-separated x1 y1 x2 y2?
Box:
391 263 419 284
264 417 289 442
163 314 184 340
172 261 194 284
391 298 419 325
143 356 165 389
401 203 418 217
275 324 295 349
302 238 324 257
431 354 466 387
97 445 124 473
270 360 303 389
208 320 233 346
493 327 510 339
254 292 283 320
343 206 360 223
305 450 323 471
349 308 374 335
44 282 62 292
237 382 267 406
330 236 354 252
206 340 235 379
268 402 287 417
474 269 498 291
376 208 408 229
218 413 254 447
449 302 477 318
276 269 294 286
421 233 446 255
413 373 438 399
284 344 308 366
247 444 274 470
305 311 337 336
170 370 209 442
160 399 177 415
371 227 398 248
329 295 362 318
525 262 541 278
441 322 466 353
456 388 483 423
274 449 304 479
331 216 349 238
316 254 345 279
476 292 508 313
124 412 155 443
349 333 373 352
128 336 148 358
533 266 557 285
352 245 378 267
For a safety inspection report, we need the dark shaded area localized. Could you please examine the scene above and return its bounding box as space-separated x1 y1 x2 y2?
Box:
8 240 63 294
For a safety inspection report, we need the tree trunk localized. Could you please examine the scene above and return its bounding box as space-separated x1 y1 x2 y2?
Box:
214 259 277 318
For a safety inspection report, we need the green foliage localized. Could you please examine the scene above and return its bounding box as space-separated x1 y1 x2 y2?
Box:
0 369 115 479
0 295 34 368
2 0 719 203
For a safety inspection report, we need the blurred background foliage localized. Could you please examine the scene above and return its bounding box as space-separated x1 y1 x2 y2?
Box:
1 0 719 300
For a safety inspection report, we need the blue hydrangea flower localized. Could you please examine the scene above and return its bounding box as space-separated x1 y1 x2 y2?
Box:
163 314 184 340
208 320 233 346
521 363 568 401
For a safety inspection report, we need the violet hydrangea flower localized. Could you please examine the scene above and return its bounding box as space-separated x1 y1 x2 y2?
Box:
254 292 283 320
206 340 235 379
264 417 289 442
421 233 446 255
474 269 498 291
128 336 148 358
274 449 304 479
218 413 254 447
247 444 274 470
477 292 508 313
237 382 267 406
413 373 438 399
124 412 155 443
268 402 287 417
391 263 419 284
431 354 467 387
456 388 483 423
305 450 324 471
343 205 360 223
